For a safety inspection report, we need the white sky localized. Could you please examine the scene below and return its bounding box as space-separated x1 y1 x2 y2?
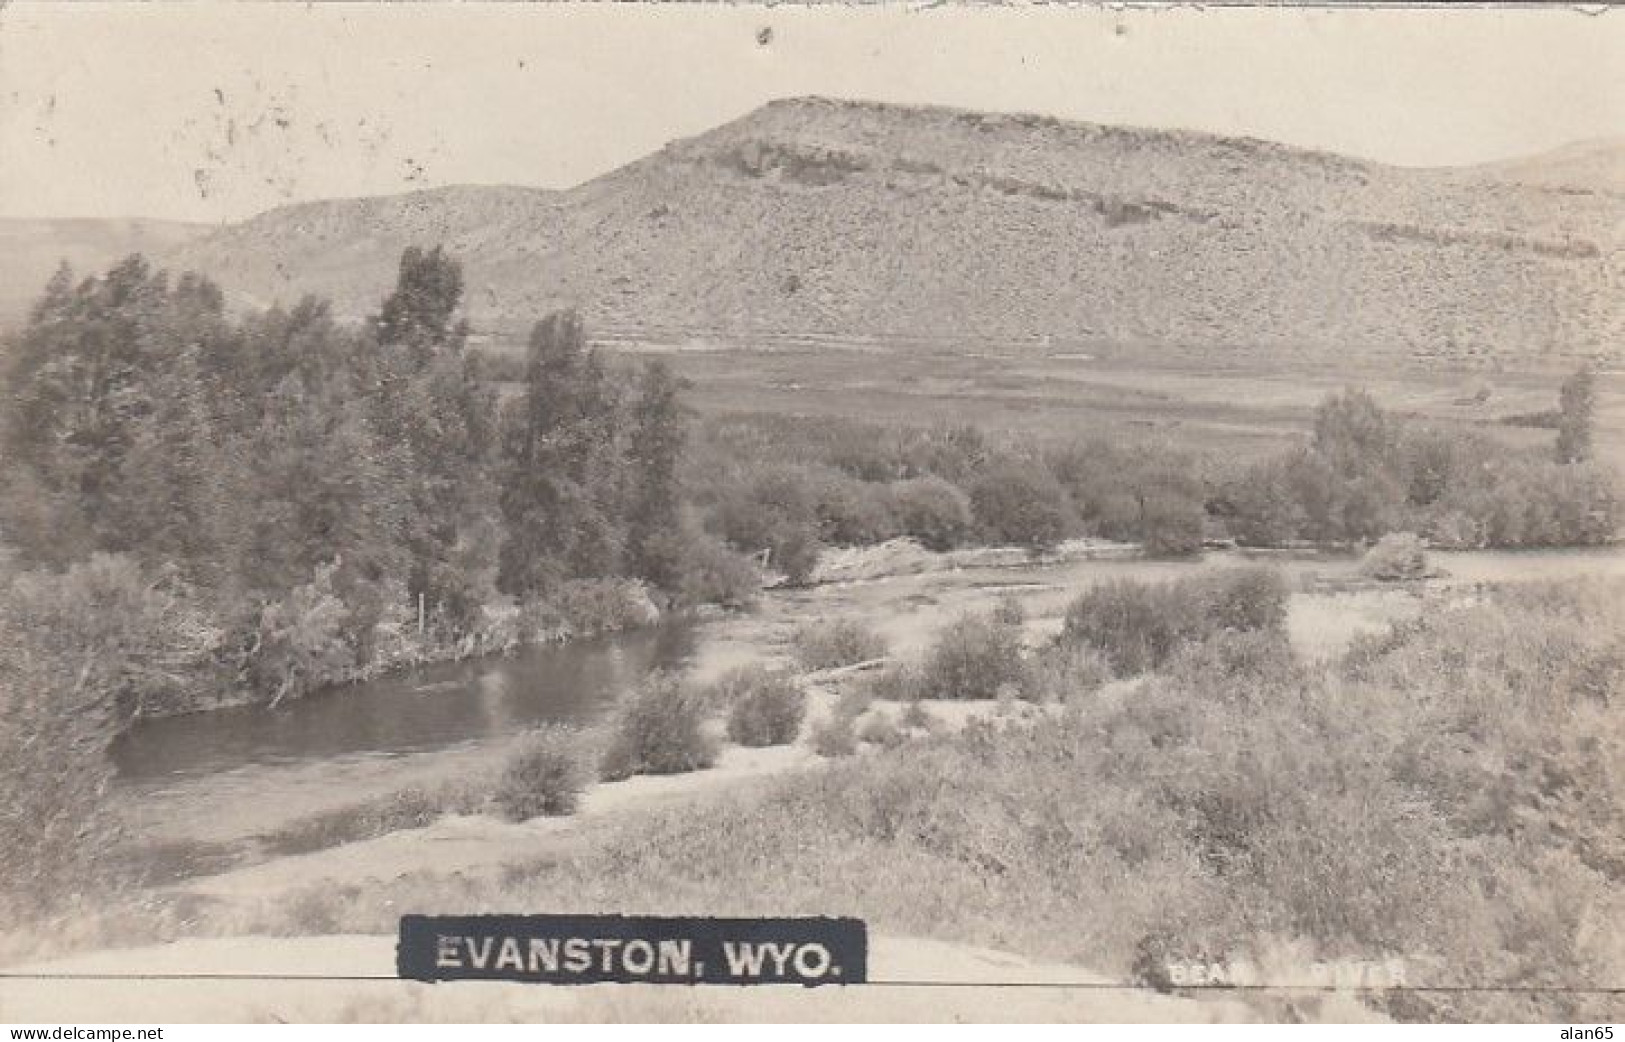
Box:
1 2 1620 224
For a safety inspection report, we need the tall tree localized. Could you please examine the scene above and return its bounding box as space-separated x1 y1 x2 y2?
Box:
1312 388 1395 478
496 310 624 595
1 255 235 564
625 360 687 589
1556 364 1596 464
371 245 467 364
369 247 497 627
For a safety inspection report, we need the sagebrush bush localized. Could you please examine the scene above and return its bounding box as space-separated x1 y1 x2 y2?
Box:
792 619 888 671
1060 567 1288 675
1163 628 1305 704
862 664 922 703
1360 532 1429 581
810 714 858 758
917 611 1027 700
856 710 906 749
1020 642 1113 703
508 580 1625 1021
495 726 590 820
723 668 807 747
599 672 718 781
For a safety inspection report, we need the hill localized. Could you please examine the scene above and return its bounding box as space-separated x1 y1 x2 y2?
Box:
50 98 1625 363
1464 137 1625 196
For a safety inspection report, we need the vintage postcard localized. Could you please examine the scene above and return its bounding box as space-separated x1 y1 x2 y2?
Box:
0 0 1620 1027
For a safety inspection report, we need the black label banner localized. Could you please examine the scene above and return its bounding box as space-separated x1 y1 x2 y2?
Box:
398 914 867 986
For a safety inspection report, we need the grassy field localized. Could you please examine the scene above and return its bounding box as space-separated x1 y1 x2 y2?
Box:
483 340 1624 472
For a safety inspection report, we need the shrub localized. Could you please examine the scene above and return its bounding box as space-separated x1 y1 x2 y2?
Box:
674 529 761 609
856 710 906 749
724 669 807 747
792 619 888 671
1060 567 1288 675
711 466 825 584
1163 628 1305 703
1020 642 1113 703
917 611 1027 700
495 726 591 820
480 580 1625 1022
967 459 1074 551
807 469 901 546
4 553 219 720
1138 487 1206 556
0 642 119 920
1060 578 1188 676
1200 566 1290 633
889 476 975 551
1360 532 1429 581
644 520 760 609
992 595 1026 628
252 567 354 704
553 579 661 637
810 714 858 758
898 699 939 733
599 672 718 781
862 665 922 703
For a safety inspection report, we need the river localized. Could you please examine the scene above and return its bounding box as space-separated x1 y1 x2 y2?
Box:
112 621 697 788
110 544 1625 848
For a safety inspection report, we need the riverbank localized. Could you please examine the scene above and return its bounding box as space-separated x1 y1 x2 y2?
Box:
115 543 1625 859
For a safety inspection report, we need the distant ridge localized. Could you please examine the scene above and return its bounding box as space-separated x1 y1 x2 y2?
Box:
11 97 1622 364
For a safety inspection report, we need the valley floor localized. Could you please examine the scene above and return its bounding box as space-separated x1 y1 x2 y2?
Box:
8 541 1624 1023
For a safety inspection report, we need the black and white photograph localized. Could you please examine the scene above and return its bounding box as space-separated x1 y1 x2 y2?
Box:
0 0 1620 1027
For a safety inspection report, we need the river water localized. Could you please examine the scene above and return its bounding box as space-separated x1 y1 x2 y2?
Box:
111 622 697 787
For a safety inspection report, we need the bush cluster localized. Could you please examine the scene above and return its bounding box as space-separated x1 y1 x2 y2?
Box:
1222 390 1620 549
599 672 719 781
542 581 1625 1022
723 668 807 747
916 610 1028 700
791 619 888 672
1060 567 1289 675
1359 532 1429 581
494 726 591 821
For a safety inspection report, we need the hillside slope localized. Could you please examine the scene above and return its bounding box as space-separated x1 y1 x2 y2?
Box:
1464 137 1625 195
154 97 1624 364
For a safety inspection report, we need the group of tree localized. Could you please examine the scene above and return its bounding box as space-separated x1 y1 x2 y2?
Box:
1219 383 1618 549
687 415 1211 579
0 249 750 717
0 248 1617 721
685 369 1617 581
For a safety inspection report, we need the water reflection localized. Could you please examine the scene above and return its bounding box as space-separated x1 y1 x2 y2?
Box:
111 621 696 786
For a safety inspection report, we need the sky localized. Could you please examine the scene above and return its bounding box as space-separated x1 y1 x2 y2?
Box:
0 2 1620 224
